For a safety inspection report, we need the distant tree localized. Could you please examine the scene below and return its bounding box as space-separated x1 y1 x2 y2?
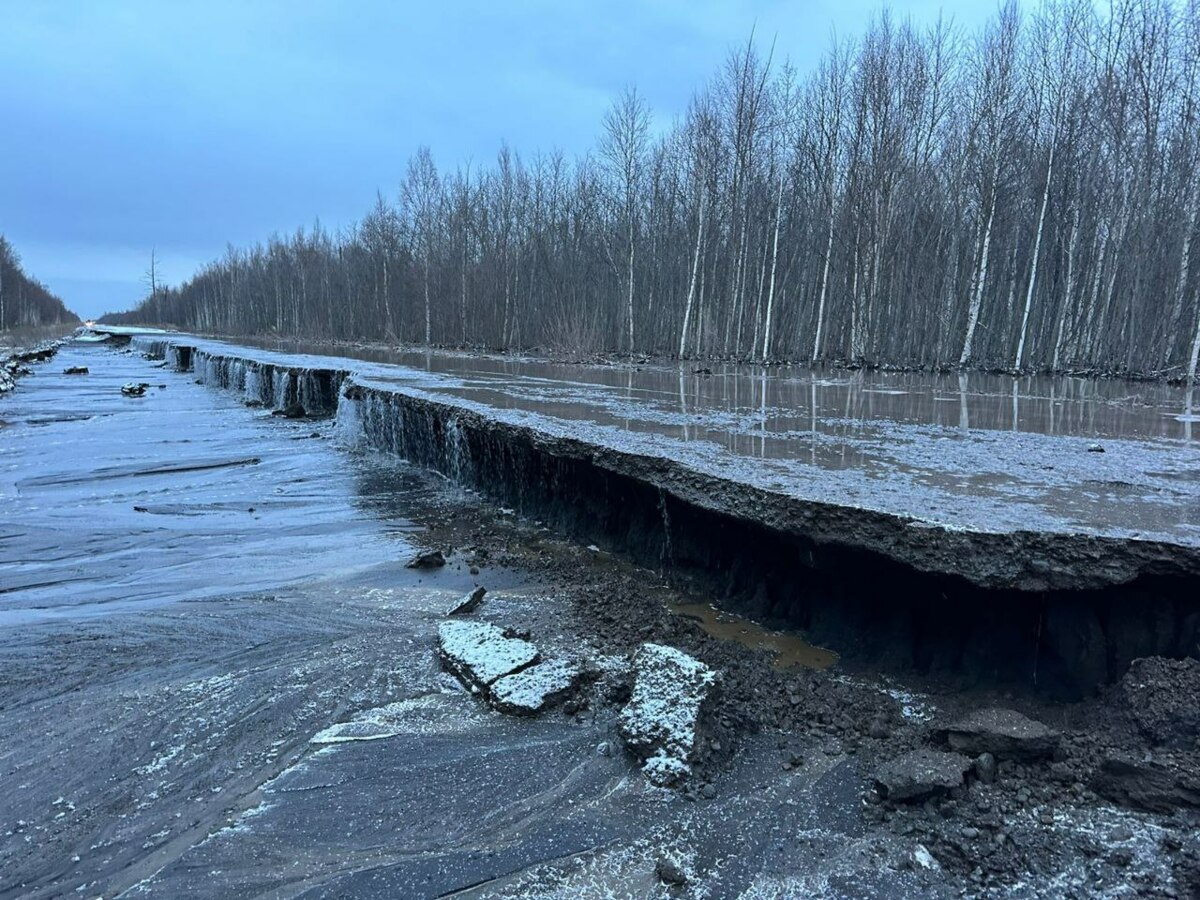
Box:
102 0 1200 382
600 86 651 353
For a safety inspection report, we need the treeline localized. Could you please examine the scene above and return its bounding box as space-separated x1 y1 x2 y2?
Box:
0 236 78 331
108 0 1200 380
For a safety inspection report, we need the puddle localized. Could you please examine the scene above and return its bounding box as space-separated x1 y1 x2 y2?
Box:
669 602 838 670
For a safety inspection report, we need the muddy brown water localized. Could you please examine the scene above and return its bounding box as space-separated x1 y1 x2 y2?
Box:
669 601 838 670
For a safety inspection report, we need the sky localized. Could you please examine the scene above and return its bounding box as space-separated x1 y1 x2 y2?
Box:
0 0 992 321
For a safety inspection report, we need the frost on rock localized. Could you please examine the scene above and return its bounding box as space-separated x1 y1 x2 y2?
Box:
490 658 585 716
437 620 540 694
447 585 486 616
618 643 716 787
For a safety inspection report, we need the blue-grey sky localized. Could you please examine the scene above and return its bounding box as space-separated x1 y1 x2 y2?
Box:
0 0 990 320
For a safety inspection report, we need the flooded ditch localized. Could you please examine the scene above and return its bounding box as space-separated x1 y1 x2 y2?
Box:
118 330 1200 698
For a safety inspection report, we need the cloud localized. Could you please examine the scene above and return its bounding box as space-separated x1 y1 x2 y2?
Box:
0 0 993 320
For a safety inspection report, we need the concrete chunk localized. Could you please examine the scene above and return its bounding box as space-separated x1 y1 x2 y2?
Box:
618 643 716 787
436 620 539 693
407 549 446 569
490 658 584 716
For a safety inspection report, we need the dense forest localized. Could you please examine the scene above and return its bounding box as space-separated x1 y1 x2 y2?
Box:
107 0 1200 381
0 236 77 331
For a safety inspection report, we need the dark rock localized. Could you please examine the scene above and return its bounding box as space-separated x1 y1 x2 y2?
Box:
875 749 972 802
447 586 486 616
941 708 1059 760
1121 656 1200 748
1091 755 1200 813
407 549 446 569
1108 848 1134 867
63 366 88 375
974 751 998 784
656 856 688 886
272 403 307 419
1087 443 1106 453
120 382 149 397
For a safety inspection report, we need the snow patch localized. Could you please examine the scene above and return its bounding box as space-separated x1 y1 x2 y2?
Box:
619 643 716 787
437 620 540 692
490 658 584 716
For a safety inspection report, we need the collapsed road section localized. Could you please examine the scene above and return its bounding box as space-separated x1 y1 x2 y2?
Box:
114 328 1200 695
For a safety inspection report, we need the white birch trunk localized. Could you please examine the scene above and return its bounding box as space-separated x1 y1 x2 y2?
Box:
761 173 785 361
1052 205 1081 371
1015 140 1054 370
960 190 996 366
626 220 636 353
1168 175 1199 369
679 191 707 358
811 212 835 364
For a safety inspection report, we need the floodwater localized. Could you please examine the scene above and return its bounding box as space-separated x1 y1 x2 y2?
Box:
220 334 1200 546
243 336 1200 443
0 338 938 899
0 342 423 623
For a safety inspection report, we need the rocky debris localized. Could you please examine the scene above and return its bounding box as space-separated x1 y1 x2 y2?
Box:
1087 443 1106 453
1091 755 1200 813
11 343 59 363
447 586 486 616
618 643 717 787
490 658 586 716
973 751 997 784
2 341 62 394
875 749 973 802
120 382 149 397
437 620 540 694
1121 656 1200 748
63 366 89 375
655 855 689 886
272 403 306 419
407 548 446 569
939 708 1059 761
